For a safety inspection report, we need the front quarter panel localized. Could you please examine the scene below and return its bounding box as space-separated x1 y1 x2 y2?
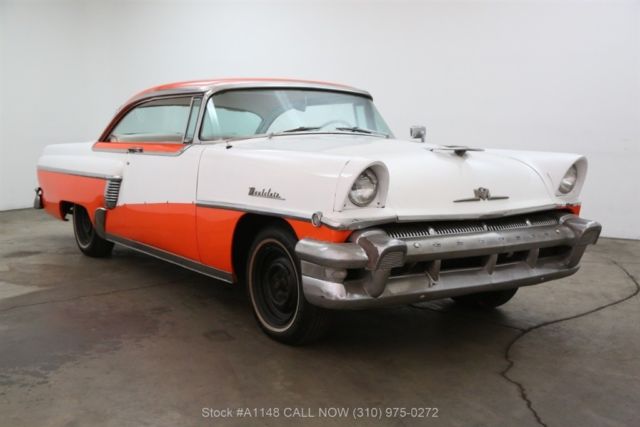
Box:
196 145 351 220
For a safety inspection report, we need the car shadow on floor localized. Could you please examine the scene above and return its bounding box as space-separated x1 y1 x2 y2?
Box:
104 246 521 352
0 241 523 359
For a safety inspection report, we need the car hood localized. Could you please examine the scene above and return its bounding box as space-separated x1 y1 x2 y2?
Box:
232 134 578 222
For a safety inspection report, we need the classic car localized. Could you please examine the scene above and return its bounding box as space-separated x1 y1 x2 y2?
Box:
35 78 601 344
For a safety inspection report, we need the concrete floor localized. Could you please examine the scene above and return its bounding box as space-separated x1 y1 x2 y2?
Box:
0 209 638 427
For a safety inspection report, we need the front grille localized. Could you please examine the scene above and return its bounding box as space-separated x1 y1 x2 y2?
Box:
539 245 572 259
385 211 560 240
441 256 487 271
389 244 571 279
104 178 122 209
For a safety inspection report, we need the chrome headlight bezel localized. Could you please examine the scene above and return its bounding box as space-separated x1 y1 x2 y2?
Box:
348 168 379 207
558 164 578 194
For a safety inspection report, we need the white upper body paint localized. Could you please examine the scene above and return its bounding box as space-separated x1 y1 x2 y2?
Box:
37 132 585 229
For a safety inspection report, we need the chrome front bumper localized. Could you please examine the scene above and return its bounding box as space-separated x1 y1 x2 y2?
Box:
295 213 601 309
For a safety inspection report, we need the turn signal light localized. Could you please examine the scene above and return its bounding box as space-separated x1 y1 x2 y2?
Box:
562 204 581 216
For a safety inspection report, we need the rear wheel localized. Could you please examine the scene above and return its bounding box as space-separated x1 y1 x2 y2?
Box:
246 226 329 345
452 288 518 308
72 204 114 257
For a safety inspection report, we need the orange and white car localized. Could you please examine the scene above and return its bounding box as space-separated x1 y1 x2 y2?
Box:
35 78 601 344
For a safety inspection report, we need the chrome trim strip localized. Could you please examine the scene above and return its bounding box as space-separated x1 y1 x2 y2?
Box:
302 264 579 310
37 166 114 180
92 144 193 157
296 240 369 269
103 178 122 209
314 205 564 231
395 204 560 222
195 203 563 231
196 200 395 230
454 196 509 203
197 203 564 231
105 233 233 283
324 216 399 230
196 200 311 222
402 224 575 263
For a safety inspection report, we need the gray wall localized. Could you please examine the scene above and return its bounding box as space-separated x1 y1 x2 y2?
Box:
1 0 638 238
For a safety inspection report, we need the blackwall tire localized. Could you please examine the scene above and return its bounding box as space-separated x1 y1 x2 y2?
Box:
452 288 518 308
72 204 114 258
246 226 330 345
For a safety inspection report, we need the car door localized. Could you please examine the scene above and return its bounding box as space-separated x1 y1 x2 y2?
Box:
101 95 205 261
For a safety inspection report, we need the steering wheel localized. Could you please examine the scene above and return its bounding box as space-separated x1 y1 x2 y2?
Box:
318 119 352 129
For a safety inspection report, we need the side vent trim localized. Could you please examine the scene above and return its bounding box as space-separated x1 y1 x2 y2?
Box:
104 177 122 209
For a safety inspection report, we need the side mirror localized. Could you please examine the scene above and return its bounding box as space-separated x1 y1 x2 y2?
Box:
410 125 426 142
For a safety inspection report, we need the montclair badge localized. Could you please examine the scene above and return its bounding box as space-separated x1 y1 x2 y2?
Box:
248 187 285 201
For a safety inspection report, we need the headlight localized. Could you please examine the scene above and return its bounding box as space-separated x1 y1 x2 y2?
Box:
349 168 378 207
559 164 578 194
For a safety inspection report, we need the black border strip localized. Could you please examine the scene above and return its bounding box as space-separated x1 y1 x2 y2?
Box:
106 233 233 283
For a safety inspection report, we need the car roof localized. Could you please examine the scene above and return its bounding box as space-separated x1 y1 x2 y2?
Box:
128 77 371 104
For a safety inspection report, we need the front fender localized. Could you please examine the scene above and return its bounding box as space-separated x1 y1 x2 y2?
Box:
491 149 587 204
196 145 350 221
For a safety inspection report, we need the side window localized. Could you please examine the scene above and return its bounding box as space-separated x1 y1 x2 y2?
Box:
109 96 197 143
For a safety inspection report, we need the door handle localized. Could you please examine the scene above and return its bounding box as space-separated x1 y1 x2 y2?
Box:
127 146 144 153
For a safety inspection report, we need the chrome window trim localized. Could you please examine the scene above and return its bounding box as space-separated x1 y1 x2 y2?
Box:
99 93 206 143
104 83 371 145
125 82 371 106
182 96 198 144
211 81 371 98
197 86 379 143
92 143 196 157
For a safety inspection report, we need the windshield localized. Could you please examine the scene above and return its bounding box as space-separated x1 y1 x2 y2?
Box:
200 89 392 140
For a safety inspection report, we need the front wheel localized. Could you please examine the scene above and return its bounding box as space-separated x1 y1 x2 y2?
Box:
72 204 114 257
246 226 329 345
452 288 518 308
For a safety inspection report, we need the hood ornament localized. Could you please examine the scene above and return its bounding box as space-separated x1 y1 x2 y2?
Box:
428 145 484 156
454 187 509 202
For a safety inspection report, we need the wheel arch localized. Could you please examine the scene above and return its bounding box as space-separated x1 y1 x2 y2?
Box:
231 214 297 283
59 201 75 221
59 201 99 224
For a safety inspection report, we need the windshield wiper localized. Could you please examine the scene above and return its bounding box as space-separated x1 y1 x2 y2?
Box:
335 126 389 137
281 126 322 133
